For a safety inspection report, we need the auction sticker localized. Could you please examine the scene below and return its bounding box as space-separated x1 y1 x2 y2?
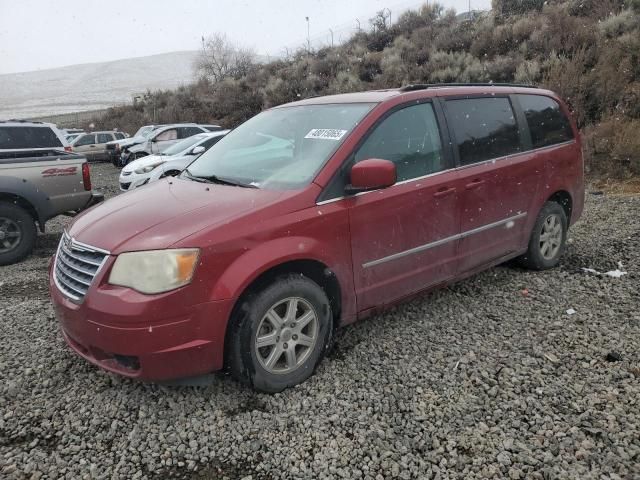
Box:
305 129 348 140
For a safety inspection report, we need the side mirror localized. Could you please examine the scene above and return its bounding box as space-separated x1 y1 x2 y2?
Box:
191 145 205 155
347 159 396 194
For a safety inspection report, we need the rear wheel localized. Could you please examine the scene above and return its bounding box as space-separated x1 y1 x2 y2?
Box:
518 201 568 270
227 275 333 393
0 202 37 266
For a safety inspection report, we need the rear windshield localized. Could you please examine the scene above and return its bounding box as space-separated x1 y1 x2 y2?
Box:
0 126 63 149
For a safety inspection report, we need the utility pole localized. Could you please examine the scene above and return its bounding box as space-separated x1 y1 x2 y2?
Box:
356 18 361 32
329 28 334 48
384 8 392 27
305 16 311 53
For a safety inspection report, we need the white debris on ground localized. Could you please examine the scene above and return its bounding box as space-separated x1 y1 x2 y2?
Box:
582 261 628 278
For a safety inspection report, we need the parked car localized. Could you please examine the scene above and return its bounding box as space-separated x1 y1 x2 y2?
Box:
49 84 584 393
201 124 223 132
71 131 126 162
119 130 229 191
105 125 161 165
0 121 103 265
119 124 211 165
61 128 84 136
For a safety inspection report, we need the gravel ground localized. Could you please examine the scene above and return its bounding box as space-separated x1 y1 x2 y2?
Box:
1 162 639 479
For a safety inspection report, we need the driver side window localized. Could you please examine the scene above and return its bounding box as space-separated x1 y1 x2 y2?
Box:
156 129 177 142
355 103 444 182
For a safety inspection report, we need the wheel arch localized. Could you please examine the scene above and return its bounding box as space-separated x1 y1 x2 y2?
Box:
0 178 51 231
222 258 343 368
547 190 572 224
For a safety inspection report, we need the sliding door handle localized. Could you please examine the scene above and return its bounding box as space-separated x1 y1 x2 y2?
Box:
433 187 456 199
465 179 486 190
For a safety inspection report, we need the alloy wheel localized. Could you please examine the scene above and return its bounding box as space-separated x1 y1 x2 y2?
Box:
0 217 22 253
255 297 319 374
539 213 562 260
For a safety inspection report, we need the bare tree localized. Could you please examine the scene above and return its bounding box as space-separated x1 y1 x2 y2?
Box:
194 33 256 83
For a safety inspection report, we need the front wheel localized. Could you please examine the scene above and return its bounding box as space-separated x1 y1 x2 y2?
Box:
518 201 568 270
0 202 37 266
227 275 333 393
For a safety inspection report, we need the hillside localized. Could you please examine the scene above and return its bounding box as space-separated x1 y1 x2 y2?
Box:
0 51 200 119
94 0 640 177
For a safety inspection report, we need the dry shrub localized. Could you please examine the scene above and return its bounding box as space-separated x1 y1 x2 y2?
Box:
584 117 640 175
542 48 591 126
327 72 364 94
599 9 639 37
514 60 541 83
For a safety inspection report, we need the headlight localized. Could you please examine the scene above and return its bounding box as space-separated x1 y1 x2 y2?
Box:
109 249 200 294
135 161 163 174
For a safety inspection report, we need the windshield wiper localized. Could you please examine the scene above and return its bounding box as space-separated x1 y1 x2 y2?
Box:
182 169 258 188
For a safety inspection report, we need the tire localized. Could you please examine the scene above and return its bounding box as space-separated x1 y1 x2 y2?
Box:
518 201 568 270
227 274 333 393
0 202 37 266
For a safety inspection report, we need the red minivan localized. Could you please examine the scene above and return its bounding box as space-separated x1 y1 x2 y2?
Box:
50 84 584 392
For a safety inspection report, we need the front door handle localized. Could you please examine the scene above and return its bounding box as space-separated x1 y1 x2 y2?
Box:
433 186 456 199
465 178 485 190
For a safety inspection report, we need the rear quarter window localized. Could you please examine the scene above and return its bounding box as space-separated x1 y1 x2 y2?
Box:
444 97 521 166
0 126 63 149
517 94 574 149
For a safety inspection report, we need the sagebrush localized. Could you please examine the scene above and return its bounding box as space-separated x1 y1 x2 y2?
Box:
92 0 640 177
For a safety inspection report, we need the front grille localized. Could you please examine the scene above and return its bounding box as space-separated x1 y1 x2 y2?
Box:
54 232 109 301
120 182 131 190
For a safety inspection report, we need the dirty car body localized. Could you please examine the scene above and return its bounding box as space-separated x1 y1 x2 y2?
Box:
50 84 584 391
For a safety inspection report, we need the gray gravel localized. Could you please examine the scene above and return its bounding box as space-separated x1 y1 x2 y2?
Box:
1 162 639 479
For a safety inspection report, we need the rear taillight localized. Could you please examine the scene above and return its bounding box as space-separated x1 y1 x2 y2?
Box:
82 163 91 191
64 146 73 152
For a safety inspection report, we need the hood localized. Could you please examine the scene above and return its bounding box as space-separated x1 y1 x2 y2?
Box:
122 154 164 173
107 136 144 148
68 178 285 253
127 143 148 153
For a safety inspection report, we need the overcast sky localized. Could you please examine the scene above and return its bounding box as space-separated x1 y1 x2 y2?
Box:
0 0 491 74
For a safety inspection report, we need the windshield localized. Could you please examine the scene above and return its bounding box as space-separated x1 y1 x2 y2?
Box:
186 103 373 189
161 135 206 156
133 126 153 138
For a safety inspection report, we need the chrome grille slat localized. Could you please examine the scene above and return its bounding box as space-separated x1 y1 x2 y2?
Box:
56 261 92 286
59 243 104 266
54 232 109 302
58 250 99 276
55 266 87 296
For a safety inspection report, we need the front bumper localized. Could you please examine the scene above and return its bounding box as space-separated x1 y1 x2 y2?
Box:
49 265 233 381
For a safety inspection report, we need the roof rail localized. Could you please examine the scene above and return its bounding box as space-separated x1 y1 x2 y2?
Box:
0 119 45 124
399 83 538 92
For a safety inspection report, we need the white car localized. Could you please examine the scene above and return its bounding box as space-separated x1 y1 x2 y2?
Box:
119 130 229 191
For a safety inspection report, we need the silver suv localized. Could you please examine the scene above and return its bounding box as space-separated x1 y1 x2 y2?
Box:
71 131 126 162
